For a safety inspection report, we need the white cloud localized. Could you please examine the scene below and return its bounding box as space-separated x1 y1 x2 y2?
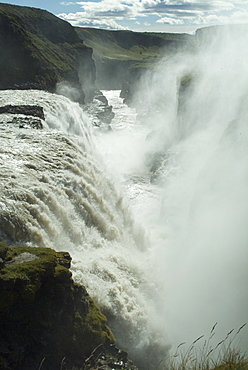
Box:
231 10 248 23
186 14 227 25
60 1 75 5
204 14 230 24
76 0 133 17
157 16 184 25
58 0 248 31
58 11 128 29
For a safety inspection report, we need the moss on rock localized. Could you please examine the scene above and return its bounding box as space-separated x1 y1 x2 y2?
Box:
0 241 8 255
0 242 115 370
0 3 96 100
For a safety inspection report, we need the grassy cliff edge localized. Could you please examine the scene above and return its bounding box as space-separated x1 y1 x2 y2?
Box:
0 241 115 369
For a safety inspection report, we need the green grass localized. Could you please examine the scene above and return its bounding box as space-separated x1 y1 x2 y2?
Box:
76 28 176 62
82 38 162 61
0 3 89 88
156 324 248 370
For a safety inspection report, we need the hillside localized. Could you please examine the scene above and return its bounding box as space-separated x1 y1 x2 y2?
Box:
76 27 193 89
76 27 192 60
0 2 193 93
0 3 96 101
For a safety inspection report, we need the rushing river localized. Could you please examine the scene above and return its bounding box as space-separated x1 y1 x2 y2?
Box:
0 89 168 368
1 25 248 369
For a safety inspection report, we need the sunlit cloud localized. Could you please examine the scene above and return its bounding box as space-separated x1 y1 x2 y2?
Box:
60 1 75 5
157 17 184 25
58 11 128 29
231 10 248 23
57 0 248 31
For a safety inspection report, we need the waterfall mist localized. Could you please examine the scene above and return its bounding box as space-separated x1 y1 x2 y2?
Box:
129 25 248 352
0 24 248 370
0 90 168 369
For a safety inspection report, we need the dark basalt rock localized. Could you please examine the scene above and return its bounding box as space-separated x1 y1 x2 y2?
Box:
0 105 45 119
0 105 45 129
84 91 115 130
17 118 43 129
0 242 116 370
83 343 139 369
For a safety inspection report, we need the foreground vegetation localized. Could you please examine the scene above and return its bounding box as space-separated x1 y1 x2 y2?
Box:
158 323 248 370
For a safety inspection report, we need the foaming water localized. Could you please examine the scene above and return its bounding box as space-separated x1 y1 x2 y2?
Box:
0 90 167 368
1 24 248 367
94 91 164 248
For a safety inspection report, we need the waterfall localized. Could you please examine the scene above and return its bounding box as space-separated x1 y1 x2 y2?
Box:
0 89 167 368
1 24 248 368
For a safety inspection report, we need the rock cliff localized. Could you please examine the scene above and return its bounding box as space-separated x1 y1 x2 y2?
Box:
76 27 193 91
0 3 96 102
0 241 138 370
0 241 114 369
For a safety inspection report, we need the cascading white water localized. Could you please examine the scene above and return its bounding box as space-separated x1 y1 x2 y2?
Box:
1 24 248 369
0 90 168 369
98 25 248 356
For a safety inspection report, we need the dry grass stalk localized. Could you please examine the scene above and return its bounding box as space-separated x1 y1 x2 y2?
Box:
159 323 247 370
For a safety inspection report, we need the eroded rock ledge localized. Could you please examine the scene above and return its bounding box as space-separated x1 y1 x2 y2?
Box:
0 105 45 119
0 241 138 370
0 104 45 130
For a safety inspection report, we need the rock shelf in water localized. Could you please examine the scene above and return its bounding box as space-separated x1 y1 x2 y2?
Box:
0 241 122 369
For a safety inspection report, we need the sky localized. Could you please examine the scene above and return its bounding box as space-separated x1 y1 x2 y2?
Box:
1 0 248 33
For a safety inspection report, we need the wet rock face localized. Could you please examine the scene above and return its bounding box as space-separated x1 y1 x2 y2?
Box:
84 91 115 130
0 105 45 129
0 242 115 370
83 343 139 370
0 105 45 119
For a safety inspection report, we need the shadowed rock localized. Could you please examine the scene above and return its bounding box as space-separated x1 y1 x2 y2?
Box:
0 242 116 370
0 105 45 119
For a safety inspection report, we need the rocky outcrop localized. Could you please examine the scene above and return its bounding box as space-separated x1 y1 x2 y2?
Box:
84 91 114 130
120 65 150 106
83 343 138 369
195 23 248 46
0 105 45 119
0 3 96 103
0 241 117 370
0 104 45 129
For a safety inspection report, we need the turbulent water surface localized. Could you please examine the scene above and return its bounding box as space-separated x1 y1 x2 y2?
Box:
1 25 248 369
0 89 167 368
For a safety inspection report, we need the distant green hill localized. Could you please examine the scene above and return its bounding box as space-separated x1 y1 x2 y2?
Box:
0 2 194 95
76 27 193 89
0 1 193 94
76 27 192 61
